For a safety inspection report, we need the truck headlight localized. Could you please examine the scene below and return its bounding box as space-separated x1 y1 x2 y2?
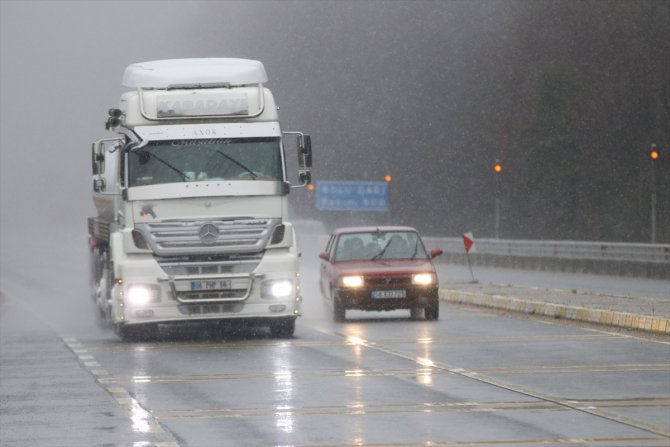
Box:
341 275 364 288
126 285 160 305
261 279 293 299
412 273 436 286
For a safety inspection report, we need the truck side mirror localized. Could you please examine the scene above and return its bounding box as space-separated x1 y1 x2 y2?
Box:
299 171 312 185
298 134 312 168
91 142 104 175
93 178 106 192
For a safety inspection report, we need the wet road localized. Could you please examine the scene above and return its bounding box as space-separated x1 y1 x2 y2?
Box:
1 230 669 446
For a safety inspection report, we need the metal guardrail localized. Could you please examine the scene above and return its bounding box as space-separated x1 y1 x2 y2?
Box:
421 237 670 264
298 234 669 278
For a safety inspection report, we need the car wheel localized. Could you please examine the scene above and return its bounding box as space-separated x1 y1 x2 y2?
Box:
410 307 423 320
424 301 439 321
269 317 296 338
333 290 346 322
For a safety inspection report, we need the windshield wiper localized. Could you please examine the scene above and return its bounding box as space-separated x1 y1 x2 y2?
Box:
137 150 188 181
410 240 419 259
216 150 257 179
371 239 392 260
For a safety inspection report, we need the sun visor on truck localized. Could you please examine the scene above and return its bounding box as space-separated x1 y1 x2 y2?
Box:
134 122 281 141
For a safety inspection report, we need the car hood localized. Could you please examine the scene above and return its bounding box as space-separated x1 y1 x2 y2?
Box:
333 259 436 276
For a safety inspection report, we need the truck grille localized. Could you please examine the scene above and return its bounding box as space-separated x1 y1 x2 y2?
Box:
135 218 280 256
155 255 262 277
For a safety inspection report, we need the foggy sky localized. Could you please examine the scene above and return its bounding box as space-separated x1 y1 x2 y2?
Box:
0 0 510 233
1 0 668 246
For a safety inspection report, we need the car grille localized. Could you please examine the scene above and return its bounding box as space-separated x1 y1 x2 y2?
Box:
365 276 413 287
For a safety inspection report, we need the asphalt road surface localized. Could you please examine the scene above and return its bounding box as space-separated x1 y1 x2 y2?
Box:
1 230 669 446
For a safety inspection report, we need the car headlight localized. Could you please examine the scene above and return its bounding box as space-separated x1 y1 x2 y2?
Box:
261 279 293 299
341 275 364 288
412 273 436 286
126 285 161 305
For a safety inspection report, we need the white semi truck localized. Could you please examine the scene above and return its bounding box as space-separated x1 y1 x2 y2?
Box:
89 58 312 340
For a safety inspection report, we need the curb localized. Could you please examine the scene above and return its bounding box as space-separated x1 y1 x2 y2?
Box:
439 288 670 335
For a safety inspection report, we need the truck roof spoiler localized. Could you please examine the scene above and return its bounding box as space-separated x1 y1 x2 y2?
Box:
124 59 268 121
122 58 268 88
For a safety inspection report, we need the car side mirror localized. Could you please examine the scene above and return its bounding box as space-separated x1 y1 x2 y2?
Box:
430 248 443 258
318 252 330 261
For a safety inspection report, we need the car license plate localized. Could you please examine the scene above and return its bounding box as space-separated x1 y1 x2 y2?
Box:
190 280 231 291
371 289 406 299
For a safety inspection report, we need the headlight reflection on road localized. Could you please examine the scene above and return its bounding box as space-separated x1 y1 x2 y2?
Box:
273 345 295 434
416 357 434 368
416 333 435 385
128 397 153 433
416 367 434 386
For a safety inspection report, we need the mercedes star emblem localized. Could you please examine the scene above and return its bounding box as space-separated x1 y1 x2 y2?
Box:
198 223 219 244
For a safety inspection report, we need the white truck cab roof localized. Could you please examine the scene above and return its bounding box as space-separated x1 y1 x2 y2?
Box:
122 58 268 89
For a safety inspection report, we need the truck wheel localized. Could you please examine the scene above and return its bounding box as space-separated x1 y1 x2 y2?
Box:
269 317 295 338
96 305 112 329
424 301 439 321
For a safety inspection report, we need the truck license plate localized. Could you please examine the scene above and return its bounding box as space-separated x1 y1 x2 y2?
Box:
371 289 406 299
190 280 232 291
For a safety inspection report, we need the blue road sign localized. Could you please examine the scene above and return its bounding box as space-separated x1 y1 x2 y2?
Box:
316 180 388 212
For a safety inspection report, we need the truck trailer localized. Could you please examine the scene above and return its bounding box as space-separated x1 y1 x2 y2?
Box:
88 58 312 340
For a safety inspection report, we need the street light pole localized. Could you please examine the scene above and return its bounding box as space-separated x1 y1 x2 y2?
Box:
493 160 503 239
650 144 658 244
495 193 500 239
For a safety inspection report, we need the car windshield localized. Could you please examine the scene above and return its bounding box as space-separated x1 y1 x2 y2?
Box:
334 231 428 261
127 137 283 187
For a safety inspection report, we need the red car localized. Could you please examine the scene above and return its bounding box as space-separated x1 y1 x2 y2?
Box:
319 226 443 321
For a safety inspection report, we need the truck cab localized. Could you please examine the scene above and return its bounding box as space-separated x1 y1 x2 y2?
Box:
89 58 312 340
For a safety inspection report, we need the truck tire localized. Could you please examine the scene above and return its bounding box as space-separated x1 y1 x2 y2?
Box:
269 317 296 338
96 304 112 329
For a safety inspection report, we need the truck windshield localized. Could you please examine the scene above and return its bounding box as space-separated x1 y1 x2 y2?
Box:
128 137 283 187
